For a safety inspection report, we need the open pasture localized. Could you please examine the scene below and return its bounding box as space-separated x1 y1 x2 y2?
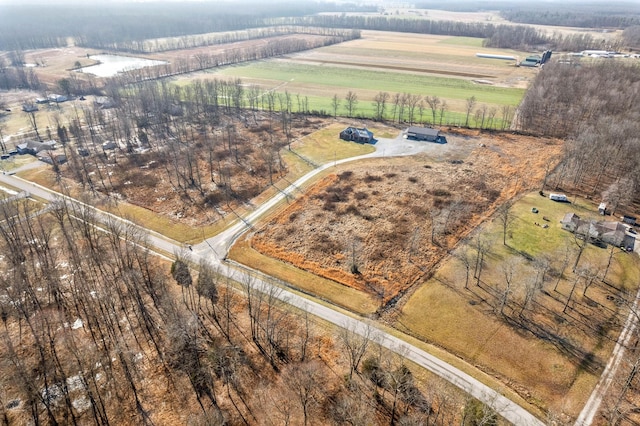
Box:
195 31 531 123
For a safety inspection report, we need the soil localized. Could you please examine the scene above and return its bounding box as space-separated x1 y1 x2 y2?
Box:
249 129 563 307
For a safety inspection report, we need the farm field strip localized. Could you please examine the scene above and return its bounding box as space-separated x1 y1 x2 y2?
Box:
210 60 525 104
283 56 496 79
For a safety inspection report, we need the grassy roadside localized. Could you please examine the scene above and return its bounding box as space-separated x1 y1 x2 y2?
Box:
230 236 379 315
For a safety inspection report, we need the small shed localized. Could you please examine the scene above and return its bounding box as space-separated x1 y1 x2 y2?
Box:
405 127 446 143
598 202 607 215
561 213 580 232
38 152 67 165
22 103 39 113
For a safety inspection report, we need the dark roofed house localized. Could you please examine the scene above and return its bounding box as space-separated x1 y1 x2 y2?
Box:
340 127 374 144
406 127 447 143
16 140 55 155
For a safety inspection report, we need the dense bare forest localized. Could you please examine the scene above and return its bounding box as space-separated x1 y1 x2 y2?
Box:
0 194 492 425
517 61 640 215
0 2 373 50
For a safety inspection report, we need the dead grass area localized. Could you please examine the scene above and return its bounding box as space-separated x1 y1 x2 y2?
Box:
248 129 563 308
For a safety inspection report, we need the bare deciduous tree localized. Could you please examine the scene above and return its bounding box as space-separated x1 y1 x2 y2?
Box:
339 321 373 379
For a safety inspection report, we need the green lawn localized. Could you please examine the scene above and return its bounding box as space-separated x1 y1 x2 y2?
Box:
291 123 376 164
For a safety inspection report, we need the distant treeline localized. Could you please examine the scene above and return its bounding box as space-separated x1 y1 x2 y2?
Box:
283 15 615 51
501 8 640 29
0 1 374 50
483 25 615 52
0 1 630 53
412 1 640 29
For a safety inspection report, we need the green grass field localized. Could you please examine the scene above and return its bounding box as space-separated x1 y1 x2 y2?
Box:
211 61 524 113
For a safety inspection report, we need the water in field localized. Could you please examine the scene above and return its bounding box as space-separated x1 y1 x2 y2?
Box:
78 54 167 77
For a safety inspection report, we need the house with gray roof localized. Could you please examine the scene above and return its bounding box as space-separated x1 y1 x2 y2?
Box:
561 213 635 250
339 127 374 143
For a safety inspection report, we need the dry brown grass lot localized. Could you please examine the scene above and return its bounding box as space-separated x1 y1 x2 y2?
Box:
238 128 640 420
248 129 562 310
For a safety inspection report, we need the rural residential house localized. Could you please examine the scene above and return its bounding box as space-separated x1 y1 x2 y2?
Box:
340 127 374 143
405 127 447 143
16 140 56 155
37 152 67 165
22 103 38 112
561 213 636 250
48 94 68 103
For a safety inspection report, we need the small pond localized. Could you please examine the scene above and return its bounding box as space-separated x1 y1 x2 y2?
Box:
78 54 167 77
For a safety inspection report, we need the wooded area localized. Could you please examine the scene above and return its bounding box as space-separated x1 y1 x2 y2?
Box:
0 195 494 425
517 61 640 215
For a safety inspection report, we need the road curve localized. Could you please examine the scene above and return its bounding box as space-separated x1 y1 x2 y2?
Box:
0 138 544 425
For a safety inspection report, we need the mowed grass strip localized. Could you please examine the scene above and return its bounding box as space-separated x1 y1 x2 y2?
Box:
230 236 379 314
396 191 640 416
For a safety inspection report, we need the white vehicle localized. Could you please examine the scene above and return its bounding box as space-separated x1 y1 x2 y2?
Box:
549 193 568 202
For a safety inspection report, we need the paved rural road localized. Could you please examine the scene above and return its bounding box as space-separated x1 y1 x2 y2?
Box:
0 138 545 425
574 287 640 426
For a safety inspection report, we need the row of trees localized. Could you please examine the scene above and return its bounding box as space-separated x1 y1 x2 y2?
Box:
92 26 358 54
330 90 514 130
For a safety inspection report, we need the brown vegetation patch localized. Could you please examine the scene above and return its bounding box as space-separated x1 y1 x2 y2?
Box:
251 130 563 306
